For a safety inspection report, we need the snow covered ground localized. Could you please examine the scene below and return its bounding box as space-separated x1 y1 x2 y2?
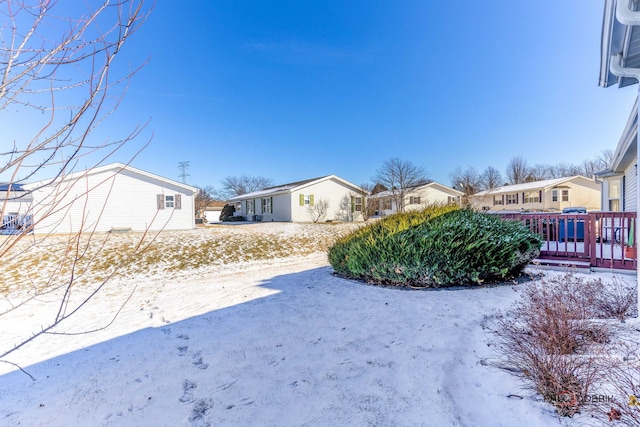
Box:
0 222 634 426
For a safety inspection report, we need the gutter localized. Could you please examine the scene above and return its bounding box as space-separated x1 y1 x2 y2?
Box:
616 0 640 25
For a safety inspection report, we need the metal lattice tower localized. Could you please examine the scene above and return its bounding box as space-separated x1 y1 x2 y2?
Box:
178 161 190 184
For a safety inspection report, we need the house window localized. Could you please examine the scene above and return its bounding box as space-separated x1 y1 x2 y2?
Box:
493 195 504 205
506 194 518 205
608 179 621 211
448 196 459 205
262 197 272 214
157 194 182 210
409 196 421 205
562 190 569 202
304 195 310 205
354 196 363 212
523 191 540 204
552 190 558 202
246 199 255 215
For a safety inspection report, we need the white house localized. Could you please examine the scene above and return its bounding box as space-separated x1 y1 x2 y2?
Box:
599 0 640 315
228 175 367 222
469 176 602 213
368 182 463 216
597 0 640 212
2 163 197 234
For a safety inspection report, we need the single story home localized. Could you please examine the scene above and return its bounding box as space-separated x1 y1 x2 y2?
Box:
2 163 197 234
228 175 367 222
596 0 639 212
368 182 463 216
469 176 602 213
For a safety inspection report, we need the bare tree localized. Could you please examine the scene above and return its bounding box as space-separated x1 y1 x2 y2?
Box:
0 0 150 372
373 158 429 213
306 198 330 223
450 167 481 195
194 185 218 219
220 175 273 199
597 149 614 170
358 183 380 219
450 167 481 207
505 156 531 185
480 166 503 190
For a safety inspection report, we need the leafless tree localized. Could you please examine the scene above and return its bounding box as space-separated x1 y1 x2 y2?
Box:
450 167 481 207
480 166 503 190
598 149 614 170
505 156 531 184
220 175 273 199
358 183 378 219
373 158 429 213
306 198 330 223
194 185 218 219
0 0 150 374
450 167 481 195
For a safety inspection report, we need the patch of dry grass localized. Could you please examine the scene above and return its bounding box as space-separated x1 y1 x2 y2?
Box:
0 222 363 296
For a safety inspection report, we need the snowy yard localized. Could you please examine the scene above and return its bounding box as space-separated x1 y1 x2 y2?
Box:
0 223 633 426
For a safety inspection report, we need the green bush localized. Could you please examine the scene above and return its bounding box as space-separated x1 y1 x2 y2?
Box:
328 208 541 288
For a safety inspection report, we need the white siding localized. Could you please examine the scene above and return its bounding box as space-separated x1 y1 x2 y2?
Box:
404 186 460 211
291 178 364 222
271 194 292 222
29 168 195 234
624 163 637 212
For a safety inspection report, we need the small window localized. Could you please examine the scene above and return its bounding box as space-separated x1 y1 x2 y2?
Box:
262 198 272 214
506 194 518 205
354 196 363 212
493 195 504 205
246 199 255 215
608 179 621 212
304 195 310 205
552 190 558 202
165 195 175 208
562 190 569 202
409 196 421 205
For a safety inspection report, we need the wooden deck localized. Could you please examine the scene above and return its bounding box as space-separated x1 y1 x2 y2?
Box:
497 211 637 271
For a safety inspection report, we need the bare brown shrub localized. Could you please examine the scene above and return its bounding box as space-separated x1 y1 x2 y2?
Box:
488 272 613 417
592 276 637 321
583 341 640 426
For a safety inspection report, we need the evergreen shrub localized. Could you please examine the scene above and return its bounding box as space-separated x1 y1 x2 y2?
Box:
328 207 541 287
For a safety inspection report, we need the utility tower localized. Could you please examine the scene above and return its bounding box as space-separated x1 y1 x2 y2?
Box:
178 161 190 184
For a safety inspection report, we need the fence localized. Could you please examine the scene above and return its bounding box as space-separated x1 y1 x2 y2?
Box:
497 211 637 270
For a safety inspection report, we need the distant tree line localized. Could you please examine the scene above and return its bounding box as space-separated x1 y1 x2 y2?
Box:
193 150 613 216
450 150 613 196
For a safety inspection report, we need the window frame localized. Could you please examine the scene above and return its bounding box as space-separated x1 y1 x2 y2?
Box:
354 196 363 212
261 197 272 214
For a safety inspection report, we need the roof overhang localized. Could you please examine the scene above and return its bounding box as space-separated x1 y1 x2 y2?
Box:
600 0 640 88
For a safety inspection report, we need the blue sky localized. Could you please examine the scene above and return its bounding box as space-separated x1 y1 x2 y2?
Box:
96 1 637 190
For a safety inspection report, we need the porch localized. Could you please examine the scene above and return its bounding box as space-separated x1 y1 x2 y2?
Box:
497 211 637 271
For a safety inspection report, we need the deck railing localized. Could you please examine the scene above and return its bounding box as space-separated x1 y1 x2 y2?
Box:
496 211 637 270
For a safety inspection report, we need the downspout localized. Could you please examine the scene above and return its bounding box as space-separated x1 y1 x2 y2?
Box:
609 52 640 316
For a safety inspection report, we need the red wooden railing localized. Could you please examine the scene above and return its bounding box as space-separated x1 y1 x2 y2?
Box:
496 212 637 270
